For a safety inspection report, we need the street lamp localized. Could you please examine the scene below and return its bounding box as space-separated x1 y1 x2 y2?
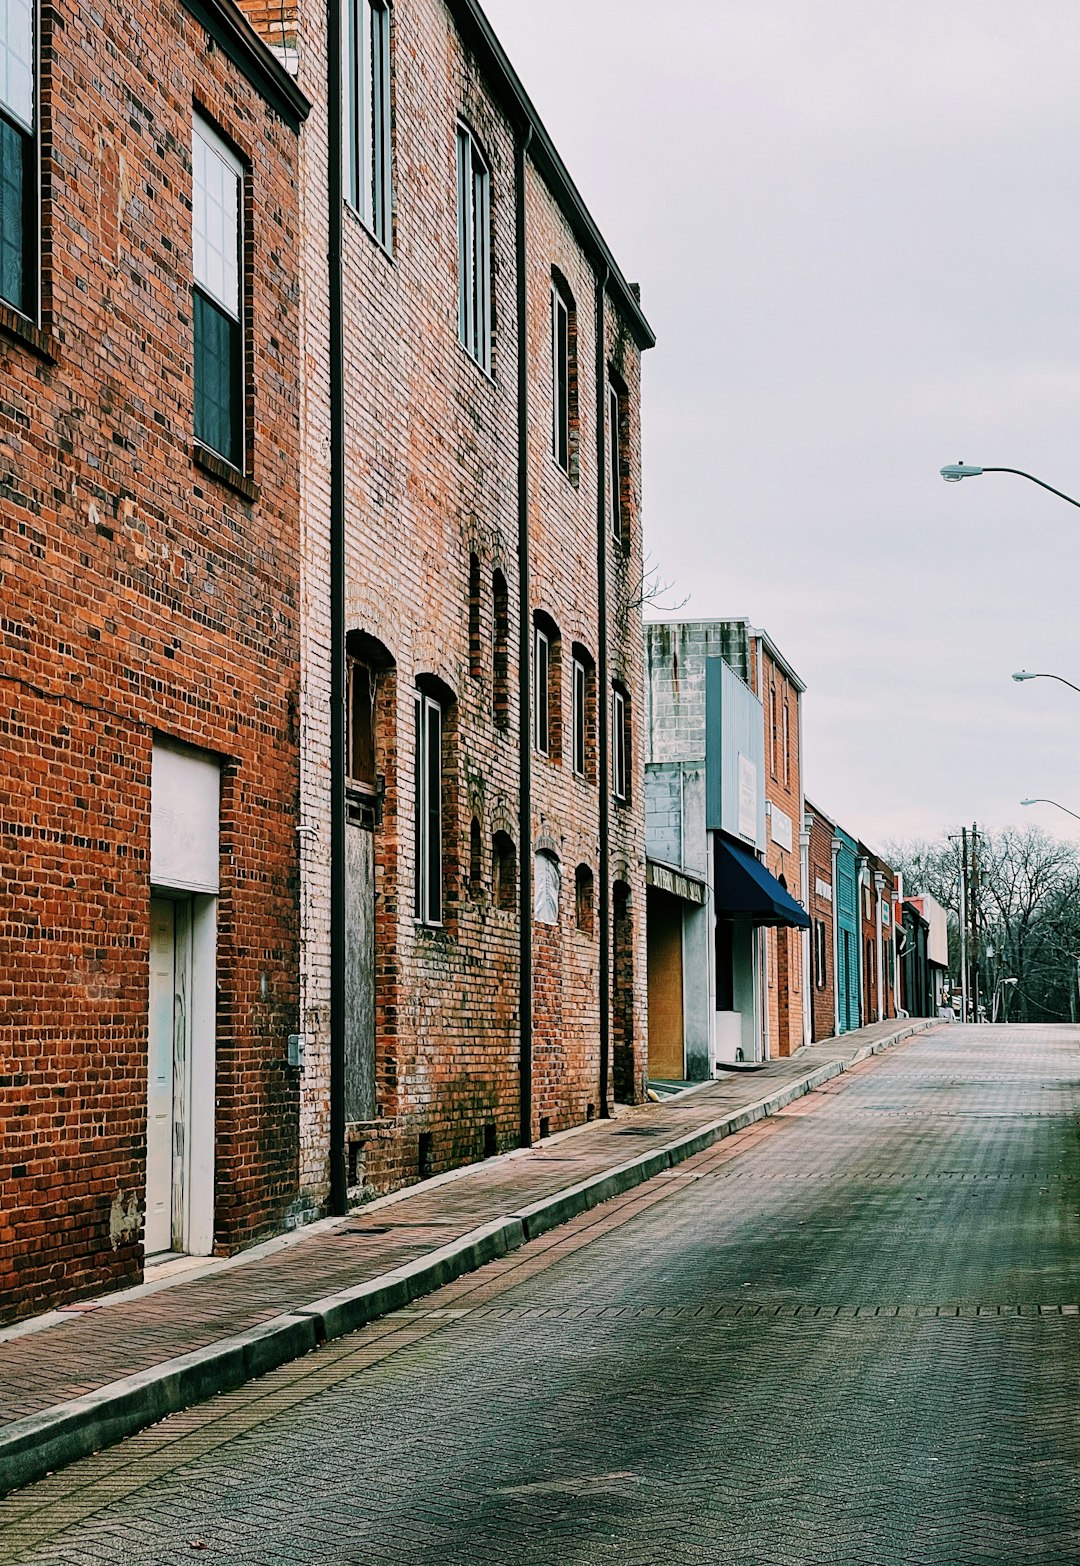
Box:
940 463 1080 509
1012 670 1080 695
1020 797 1080 824
993 975 1018 1024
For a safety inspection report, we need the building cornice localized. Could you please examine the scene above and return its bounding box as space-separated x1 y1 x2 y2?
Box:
182 0 311 132
448 0 655 352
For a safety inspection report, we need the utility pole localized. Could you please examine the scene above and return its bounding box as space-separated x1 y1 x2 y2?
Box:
970 823 981 1023
959 828 969 1024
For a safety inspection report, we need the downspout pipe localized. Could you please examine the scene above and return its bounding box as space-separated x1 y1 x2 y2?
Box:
327 0 347 1215
830 837 842 1037
594 263 610 1114
516 122 534 1149
874 870 885 1022
857 856 869 1027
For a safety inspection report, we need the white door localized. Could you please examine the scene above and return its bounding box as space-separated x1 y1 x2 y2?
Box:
147 897 191 1255
147 898 175 1254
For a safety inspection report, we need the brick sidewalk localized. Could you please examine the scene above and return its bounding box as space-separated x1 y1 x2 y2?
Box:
0 1018 935 1495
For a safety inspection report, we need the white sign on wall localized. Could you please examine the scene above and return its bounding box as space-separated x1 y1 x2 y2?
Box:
738 753 757 842
770 804 793 852
815 877 833 904
151 740 221 894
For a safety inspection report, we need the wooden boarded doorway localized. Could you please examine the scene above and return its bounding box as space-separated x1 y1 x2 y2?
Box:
647 886 684 1080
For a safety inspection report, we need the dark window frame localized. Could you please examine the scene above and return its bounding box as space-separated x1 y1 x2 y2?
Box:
456 122 491 372
612 683 629 803
192 114 246 472
414 688 443 925
343 0 392 250
0 0 38 322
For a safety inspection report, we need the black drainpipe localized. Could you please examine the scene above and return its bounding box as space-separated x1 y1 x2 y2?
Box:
327 0 347 1215
516 121 533 1149
594 265 610 1116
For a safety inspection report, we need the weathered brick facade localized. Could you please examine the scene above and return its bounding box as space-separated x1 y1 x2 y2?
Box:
858 842 898 1025
253 0 653 1207
806 799 838 1042
0 0 306 1322
747 634 806 1057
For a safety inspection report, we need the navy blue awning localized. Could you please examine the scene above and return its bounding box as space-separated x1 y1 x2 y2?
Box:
714 837 810 929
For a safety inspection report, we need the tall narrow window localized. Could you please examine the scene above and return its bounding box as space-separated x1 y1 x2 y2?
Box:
769 680 778 777
492 569 509 728
467 553 481 678
193 117 244 469
343 0 391 248
782 692 790 785
456 125 490 371
533 625 550 757
0 0 35 318
346 658 376 792
572 656 586 777
414 689 443 924
612 685 628 802
492 831 516 911
608 375 626 545
552 283 569 470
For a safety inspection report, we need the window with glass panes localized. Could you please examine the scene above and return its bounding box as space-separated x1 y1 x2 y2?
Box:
343 0 391 247
456 125 490 371
612 686 628 801
552 282 570 470
0 0 36 318
193 118 244 468
608 378 624 544
533 626 550 756
414 689 443 924
572 656 586 777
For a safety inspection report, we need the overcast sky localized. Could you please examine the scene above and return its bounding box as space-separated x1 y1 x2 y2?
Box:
483 0 1080 852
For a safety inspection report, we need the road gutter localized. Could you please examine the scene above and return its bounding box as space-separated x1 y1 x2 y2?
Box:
0 1019 933 1498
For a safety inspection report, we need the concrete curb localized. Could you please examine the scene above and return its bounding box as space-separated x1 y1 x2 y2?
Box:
0 1020 933 1499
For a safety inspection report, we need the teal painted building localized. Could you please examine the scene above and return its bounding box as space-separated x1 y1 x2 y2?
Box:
834 828 860 1034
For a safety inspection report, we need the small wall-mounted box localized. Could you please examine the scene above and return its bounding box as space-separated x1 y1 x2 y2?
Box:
287 1033 306 1069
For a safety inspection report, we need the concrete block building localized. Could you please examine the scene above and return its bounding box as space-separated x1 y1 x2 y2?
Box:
0 0 308 1321
238 0 655 1209
644 620 809 1077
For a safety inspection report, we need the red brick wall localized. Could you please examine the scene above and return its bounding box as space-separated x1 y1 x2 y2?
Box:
807 806 837 1043
0 0 302 1322
749 639 804 1057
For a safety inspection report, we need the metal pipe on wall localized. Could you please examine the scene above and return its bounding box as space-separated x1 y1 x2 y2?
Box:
594 263 611 1115
327 0 347 1215
515 123 533 1148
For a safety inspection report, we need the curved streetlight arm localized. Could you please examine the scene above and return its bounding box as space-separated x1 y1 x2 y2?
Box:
944 464 1080 510
1013 671 1080 696
981 468 1080 509
1020 797 1080 824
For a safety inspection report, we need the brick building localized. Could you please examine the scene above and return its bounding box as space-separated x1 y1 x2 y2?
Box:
747 631 807 1057
0 0 309 1321
239 0 655 1208
805 798 838 1042
857 841 898 1025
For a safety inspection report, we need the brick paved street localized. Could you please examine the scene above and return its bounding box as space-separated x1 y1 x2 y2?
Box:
2 1023 1077 1564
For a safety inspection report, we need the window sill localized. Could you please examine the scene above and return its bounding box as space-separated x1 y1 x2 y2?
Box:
192 443 260 502
551 454 580 489
343 201 394 263
456 336 496 387
0 303 58 363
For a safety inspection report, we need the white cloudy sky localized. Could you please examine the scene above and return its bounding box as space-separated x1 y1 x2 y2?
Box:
483 0 1080 850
